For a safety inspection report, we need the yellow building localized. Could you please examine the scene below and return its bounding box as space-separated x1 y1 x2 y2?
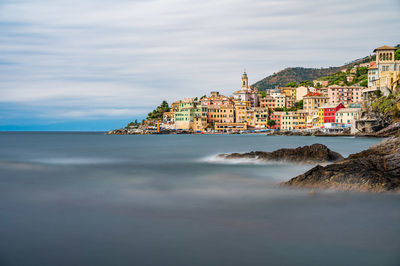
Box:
206 104 235 125
191 115 206 132
296 110 307 129
246 109 255 128
368 46 400 94
234 101 250 123
254 107 269 128
280 87 296 98
171 101 181 112
318 108 324 127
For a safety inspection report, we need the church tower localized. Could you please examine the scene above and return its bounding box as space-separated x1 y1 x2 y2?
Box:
241 71 248 89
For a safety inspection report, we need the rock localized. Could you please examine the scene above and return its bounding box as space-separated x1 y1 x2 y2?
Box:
355 110 393 134
283 136 400 192
374 122 400 137
219 144 343 164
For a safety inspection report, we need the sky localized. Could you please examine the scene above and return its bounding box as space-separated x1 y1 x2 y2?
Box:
0 0 399 131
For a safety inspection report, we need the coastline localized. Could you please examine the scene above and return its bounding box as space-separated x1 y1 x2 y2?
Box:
107 121 400 138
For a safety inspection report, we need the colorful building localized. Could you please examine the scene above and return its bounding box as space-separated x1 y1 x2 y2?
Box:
174 98 202 130
271 93 286 108
303 92 329 114
234 101 250 123
206 104 235 125
270 112 282 130
318 103 345 125
259 96 275 109
368 45 400 95
335 108 361 125
254 107 269 128
327 85 362 105
281 111 298 131
295 110 307 129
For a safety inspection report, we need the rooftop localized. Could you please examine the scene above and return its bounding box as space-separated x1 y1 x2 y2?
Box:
319 103 343 109
373 45 397 52
304 92 325 97
336 108 361 113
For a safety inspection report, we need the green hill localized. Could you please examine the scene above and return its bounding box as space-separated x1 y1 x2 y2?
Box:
252 56 373 90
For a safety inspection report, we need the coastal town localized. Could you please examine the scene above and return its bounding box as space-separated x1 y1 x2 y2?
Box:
110 45 400 135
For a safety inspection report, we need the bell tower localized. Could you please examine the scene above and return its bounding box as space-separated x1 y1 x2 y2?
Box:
241 71 248 89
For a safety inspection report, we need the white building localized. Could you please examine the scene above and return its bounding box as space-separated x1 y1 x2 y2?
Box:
335 108 361 125
233 72 259 107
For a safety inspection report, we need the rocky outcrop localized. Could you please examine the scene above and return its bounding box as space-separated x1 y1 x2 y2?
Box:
355 110 393 134
107 128 142 135
373 122 400 137
283 137 400 192
219 144 343 164
107 128 177 135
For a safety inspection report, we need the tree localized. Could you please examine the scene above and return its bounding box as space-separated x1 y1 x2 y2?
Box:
299 80 313 87
359 80 368 87
286 82 297 87
267 120 276 127
395 49 400 60
147 100 170 120
259 91 266 98
295 100 303 109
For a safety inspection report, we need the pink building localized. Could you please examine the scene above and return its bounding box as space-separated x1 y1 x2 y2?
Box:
260 96 275 109
327 85 362 105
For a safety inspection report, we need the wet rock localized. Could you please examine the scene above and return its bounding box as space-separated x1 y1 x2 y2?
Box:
219 144 343 164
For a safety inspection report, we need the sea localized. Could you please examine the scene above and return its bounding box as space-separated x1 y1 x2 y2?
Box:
0 132 399 266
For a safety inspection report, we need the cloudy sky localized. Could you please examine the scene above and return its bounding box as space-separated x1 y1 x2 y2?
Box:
0 0 399 130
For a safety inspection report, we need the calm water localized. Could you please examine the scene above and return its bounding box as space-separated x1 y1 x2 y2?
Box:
0 133 399 266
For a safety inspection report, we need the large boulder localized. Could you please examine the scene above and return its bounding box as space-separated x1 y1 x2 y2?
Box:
283 137 400 192
219 144 343 164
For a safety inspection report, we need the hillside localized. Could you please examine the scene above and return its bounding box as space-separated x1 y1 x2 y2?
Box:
252 56 372 91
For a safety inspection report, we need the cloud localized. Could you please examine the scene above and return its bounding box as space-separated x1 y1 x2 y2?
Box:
0 0 399 129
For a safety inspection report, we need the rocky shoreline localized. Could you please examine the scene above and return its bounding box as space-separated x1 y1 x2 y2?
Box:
218 129 400 192
283 135 400 192
106 122 400 137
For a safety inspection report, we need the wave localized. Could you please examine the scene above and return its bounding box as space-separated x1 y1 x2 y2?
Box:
198 154 289 165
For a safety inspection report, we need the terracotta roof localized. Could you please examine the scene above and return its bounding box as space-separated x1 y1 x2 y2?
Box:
373 45 397 52
304 92 322 97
